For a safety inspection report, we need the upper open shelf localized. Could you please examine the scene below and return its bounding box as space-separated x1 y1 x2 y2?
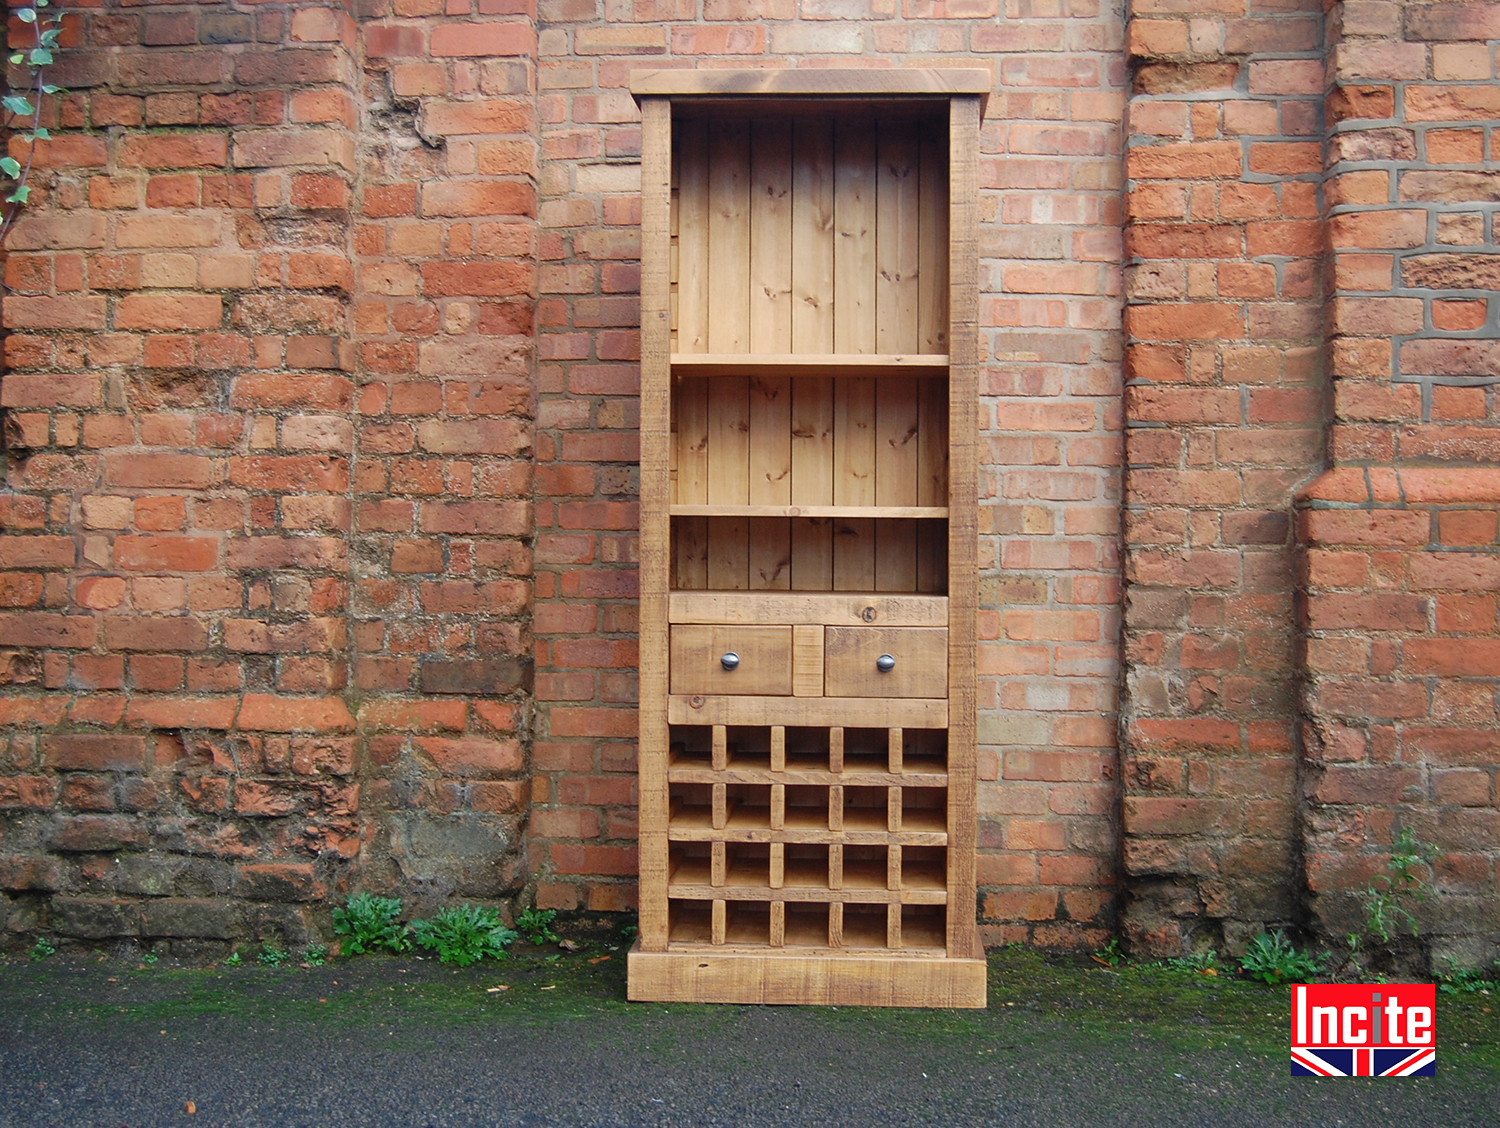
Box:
672 354 949 378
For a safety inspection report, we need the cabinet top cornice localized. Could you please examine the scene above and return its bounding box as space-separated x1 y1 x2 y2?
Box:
630 68 990 115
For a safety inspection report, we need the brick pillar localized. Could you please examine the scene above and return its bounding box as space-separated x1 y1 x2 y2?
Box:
349 4 538 906
0 0 359 950
1120 0 1326 954
1298 1 1500 965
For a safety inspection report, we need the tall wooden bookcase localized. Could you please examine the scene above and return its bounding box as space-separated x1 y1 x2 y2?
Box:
628 70 988 1008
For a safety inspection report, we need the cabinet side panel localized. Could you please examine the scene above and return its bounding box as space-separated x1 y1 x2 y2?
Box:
638 98 675 951
676 118 709 355
791 119 835 354
750 119 794 354
945 96 981 959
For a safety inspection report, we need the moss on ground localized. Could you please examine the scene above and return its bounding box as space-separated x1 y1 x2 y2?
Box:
4 939 1498 1078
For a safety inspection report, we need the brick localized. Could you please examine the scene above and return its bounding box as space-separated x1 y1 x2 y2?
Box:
236 863 320 902
237 694 355 732
422 181 536 218
41 735 149 772
1406 3 1500 41
0 856 63 892
115 294 223 331
430 21 535 57
415 736 525 776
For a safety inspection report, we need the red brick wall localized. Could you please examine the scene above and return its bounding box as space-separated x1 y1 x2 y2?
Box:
1 0 1498 962
0 0 537 950
350 0 538 905
1120 0 1326 954
1299 3 1500 968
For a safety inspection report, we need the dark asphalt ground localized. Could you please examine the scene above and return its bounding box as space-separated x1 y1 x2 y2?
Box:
2 945 1497 1128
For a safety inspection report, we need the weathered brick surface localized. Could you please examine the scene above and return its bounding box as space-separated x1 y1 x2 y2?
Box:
1294 0 1500 968
1120 0 1324 955
1 0 1498 961
350 0 537 909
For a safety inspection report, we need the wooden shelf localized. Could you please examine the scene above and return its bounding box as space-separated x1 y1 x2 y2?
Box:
668 765 949 788
667 882 948 906
671 353 948 377
666 824 948 847
669 695 948 728
669 592 947 627
670 505 948 520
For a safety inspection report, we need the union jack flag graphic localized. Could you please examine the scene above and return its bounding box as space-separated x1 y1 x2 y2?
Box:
1289 983 1437 1077
1290 1047 1436 1077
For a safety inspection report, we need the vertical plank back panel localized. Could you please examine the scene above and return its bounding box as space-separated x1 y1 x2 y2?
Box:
706 376 750 506
832 517 875 591
749 376 791 505
675 117 709 355
917 124 950 355
876 375 920 506
707 375 751 591
791 118 835 354
791 518 834 591
670 138 680 349
750 119 794 354
790 375 834 589
876 519 918 592
833 120 877 354
707 123 751 352
707 516 749 590
833 376 876 506
747 517 791 590
917 377 949 507
675 377 709 506
876 121 920 354
675 516 708 590
748 373 792 591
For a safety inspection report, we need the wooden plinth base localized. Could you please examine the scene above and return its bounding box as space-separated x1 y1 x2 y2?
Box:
627 936 987 1008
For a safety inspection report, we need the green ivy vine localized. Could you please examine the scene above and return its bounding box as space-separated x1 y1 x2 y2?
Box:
1 0 65 244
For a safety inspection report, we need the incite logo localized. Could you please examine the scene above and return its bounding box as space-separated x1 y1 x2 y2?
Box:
1290 983 1436 1077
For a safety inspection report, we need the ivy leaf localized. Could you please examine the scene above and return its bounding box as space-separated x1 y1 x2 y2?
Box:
29 48 52 66
33 126 48 139
41 85 60 94
17 8 35 22
3 96 35 117
8 54 22 66
39 28 61 45
7 184 31 204
0 157 20 178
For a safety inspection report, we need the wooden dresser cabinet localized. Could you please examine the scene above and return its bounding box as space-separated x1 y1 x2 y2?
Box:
628 70 988 1007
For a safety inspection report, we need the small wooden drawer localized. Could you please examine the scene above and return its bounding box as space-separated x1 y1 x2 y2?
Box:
670 625 793 696
824 627 947 699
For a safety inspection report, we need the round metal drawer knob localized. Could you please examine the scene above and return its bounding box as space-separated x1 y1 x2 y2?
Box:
876 654 896 673
720 652 740 671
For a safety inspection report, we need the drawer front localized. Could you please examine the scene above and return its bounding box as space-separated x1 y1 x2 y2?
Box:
824 627 947 699
670 625 793 696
